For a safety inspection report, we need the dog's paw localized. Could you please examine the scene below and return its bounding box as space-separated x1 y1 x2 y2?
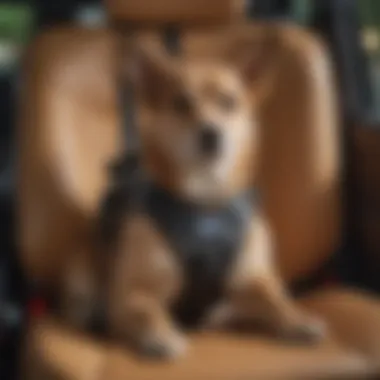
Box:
202 302 237 330
139 330 188 360
277 315 327 344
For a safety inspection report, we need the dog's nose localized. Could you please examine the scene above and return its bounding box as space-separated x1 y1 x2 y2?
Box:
199 125 220 156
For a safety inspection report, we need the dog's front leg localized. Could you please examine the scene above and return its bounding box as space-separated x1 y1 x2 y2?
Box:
59 241 99 329
107 215 187 359
206 213 327 343
114 291 187 359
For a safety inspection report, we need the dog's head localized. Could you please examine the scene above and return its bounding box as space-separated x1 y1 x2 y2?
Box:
131 36 279 204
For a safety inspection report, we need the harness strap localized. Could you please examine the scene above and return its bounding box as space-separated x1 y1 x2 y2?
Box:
86 28 183 333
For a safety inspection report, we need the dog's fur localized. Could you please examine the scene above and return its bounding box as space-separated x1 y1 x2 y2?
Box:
59 37 326 359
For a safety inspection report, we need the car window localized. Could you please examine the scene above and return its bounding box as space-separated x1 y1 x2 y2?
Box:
0 3 34 75
359 0 380 121
290 0 314 25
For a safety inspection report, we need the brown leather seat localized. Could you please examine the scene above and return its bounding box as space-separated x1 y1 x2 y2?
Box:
17 1 380 379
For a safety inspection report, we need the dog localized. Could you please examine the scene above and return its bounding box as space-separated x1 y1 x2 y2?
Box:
60 35 327 360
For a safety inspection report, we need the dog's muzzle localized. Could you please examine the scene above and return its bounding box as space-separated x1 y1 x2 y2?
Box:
198 126 220 157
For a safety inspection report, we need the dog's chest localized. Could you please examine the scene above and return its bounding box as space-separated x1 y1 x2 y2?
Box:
145 186 254 327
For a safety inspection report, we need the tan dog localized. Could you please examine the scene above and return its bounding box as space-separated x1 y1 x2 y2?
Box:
60 38 326 359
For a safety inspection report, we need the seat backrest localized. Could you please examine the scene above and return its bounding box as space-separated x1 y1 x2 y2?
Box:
17 0 341 286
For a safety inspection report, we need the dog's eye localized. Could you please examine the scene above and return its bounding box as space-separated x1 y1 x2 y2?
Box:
218 93 236 111
173 94 192 115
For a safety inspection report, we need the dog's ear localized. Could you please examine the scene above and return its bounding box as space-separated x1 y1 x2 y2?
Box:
225 31 280 103
127 43 178 107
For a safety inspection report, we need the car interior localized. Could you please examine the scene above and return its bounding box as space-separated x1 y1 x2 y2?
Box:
2 0 380 379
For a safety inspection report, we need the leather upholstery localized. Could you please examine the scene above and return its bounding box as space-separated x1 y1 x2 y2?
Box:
16 18 380 380
18 23 341 285
18 28 123 283
21 289 380 379
106 0 245 26
303 288 380 363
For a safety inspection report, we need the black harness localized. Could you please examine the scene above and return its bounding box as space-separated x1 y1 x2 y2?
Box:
100 30 257 327
147 185 254 326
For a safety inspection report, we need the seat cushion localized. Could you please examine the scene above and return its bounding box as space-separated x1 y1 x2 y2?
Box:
303 287 380 364
21 288 380 380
